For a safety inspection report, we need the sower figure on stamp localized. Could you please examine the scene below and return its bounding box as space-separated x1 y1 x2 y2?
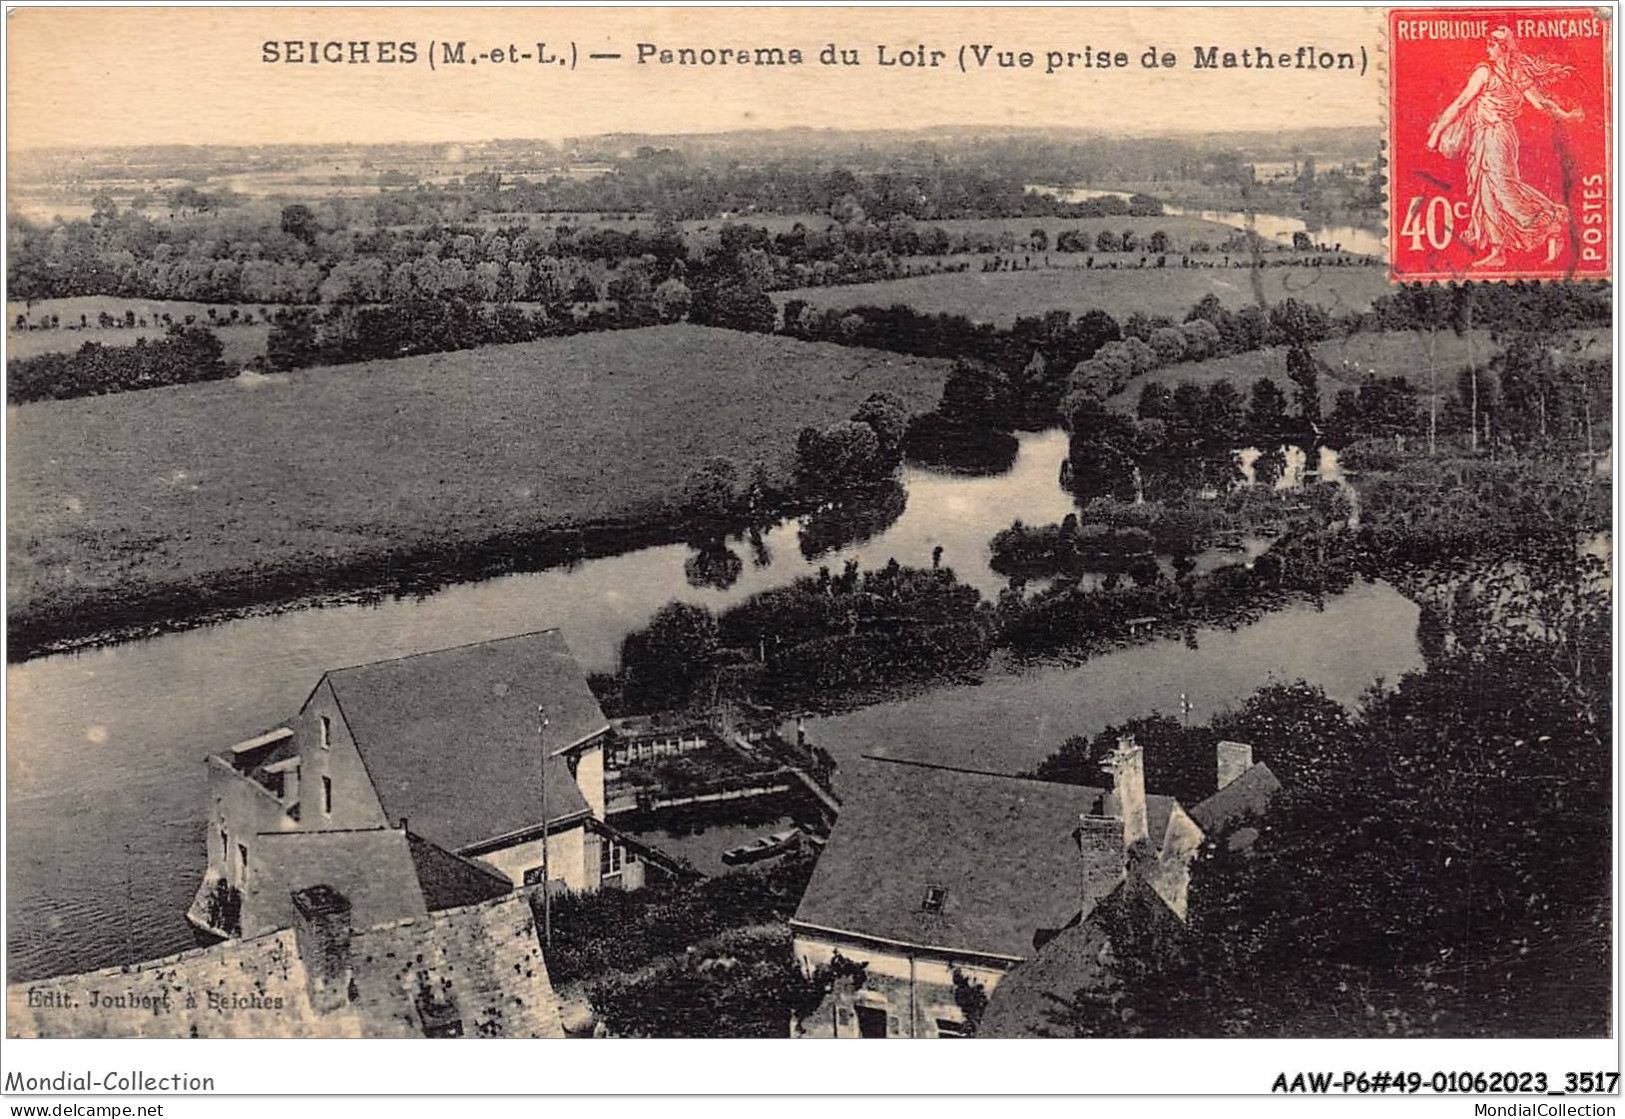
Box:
1426 26 1584 268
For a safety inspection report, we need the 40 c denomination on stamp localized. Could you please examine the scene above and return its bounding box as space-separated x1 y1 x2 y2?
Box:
1389 7 1611 282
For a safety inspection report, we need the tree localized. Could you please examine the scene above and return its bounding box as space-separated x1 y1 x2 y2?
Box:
1148 326 1188 366
266 310 318 371
619 602 719 709
1066 393 1141 502
1073 308 1123 360
951 969 990 1035
569 275 600 304
1269 298 1329 346
1137 382 1173 422
1179 319 1220 361
691 280 776 333
939 362 1015 433
1200 381 1245 449
796 421 884 498
1491 330 1564 449
683 540 744 591
851 391 911 467
653 277 692 323
279 204 320 246
680 456 745 525
1286 344 1321 431
1095 230 1122 253
1246 377 1290 443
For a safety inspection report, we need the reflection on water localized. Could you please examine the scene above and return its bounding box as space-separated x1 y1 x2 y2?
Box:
616 794 808 878
5 430 1072 980
5 425 1418 982
802 579 1422 792
1163 205 1388 258
1026 184 1387 258
796 479 908 561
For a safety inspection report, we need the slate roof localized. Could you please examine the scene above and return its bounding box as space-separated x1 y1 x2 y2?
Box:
321 630 605 851
978 874 1189 1039
9 894 565 1039
791 757 1178 961
405 832 514 911
242 828 429 938
1188 762 1281 835
240 826 511 938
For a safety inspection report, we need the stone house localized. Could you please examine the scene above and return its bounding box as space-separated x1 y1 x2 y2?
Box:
790 738 1277 1038
192 629 678 942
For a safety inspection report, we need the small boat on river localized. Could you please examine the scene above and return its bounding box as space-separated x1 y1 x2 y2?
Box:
722 828 802 865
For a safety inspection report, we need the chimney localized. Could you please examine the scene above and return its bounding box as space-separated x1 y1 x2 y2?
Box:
1103 736 1148 852
291 884 353 1014
1075 814 1126 922
1216 740 1254 791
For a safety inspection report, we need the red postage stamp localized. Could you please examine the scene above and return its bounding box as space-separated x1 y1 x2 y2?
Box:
1389 7 1612 282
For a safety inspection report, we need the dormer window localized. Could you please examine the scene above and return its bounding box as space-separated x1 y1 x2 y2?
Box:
922 885 947 913
319 716 331 750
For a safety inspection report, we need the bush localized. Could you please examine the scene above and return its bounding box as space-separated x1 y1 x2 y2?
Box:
8 326 232 403
539 851 817 985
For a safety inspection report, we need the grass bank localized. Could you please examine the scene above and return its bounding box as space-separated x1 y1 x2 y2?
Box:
8 324 952 660
774 261 1391 326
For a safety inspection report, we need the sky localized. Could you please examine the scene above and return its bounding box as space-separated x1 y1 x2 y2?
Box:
7 6 1384 150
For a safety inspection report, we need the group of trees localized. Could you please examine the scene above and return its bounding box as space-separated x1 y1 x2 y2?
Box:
387 160 1163 225
989 513 1158 583
1063 295 1332 404
1067 373 1307 503
261 297 630 370
794 392 911 500
606 557 994 714
9 170 1167 307
7 325 230 403
781 293 1315 436
1033 550 1609 1036
657 390 914 598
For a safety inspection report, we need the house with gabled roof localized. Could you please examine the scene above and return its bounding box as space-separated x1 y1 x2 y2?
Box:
791 736 1272 1038
976 742 1282 1039
192 630 680 944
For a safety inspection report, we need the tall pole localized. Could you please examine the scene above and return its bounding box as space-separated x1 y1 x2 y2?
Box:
538 705 551 951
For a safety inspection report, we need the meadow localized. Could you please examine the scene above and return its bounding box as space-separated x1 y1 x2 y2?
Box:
9 297 278 365
774 261 1392 326
1112 328 1615 410
7 325 954 653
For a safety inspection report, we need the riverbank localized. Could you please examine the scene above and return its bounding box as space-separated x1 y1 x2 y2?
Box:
8 325 952 662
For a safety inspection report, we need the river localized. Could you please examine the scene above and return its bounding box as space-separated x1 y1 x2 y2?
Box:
5 429 1420 981
1030 185 1387 258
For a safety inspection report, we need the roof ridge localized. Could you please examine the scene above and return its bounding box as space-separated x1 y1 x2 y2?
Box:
405 829 514 888
322 628 566 678
252 825 404 840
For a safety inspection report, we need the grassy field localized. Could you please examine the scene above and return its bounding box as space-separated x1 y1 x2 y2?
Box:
1112 328 1615 410
8 323 270 365
774 262 1391 327
8 325 953 649
9 297 280 365
9 296 284 327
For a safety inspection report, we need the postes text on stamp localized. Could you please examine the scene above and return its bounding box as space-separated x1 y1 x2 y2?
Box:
1389 7 1611 281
